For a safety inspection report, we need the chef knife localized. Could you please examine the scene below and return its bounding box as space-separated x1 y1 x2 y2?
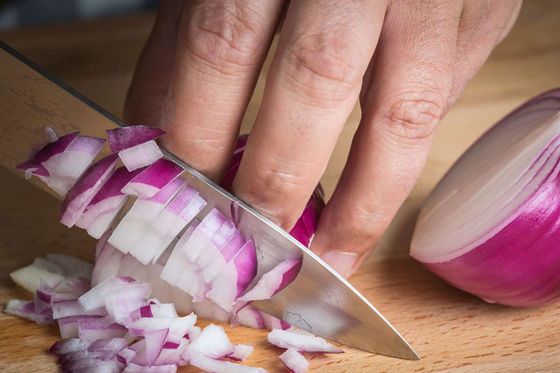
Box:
0 41 419 360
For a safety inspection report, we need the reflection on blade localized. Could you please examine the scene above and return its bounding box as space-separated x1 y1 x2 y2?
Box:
252 252 419 360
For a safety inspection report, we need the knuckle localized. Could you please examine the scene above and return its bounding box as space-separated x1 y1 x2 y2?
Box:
383 94 444 142
185 2 264 73
284 31 362 104
250 167 305 201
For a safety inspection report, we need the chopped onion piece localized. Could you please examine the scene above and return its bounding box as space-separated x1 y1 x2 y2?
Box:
61 154 119 227
78 276 134 311
78 317 127 341
121 158 183 199
106 125 165 153
109 177 184 255
235 258 301 312
4 299 36 322
123 363 177 373
279 348 309 373
9 261 65 293
119 140 163 171
77 167 143 238
227 344 254 362
128 185 206 265
50 338 92 355
188 323 234 358
187 354 268 373
38 135 106 196
267 329 343 353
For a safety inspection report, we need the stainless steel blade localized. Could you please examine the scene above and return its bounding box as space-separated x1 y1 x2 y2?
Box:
0 41 419 360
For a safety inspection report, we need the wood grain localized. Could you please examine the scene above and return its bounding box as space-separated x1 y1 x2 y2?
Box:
1 1 560 371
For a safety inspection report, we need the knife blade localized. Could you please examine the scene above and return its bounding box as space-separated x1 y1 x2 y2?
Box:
0 41 419 360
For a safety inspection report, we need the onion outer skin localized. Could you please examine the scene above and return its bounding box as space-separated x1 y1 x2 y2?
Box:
411 89 560 307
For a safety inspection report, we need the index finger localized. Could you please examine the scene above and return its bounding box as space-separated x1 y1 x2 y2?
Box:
233 0 387 229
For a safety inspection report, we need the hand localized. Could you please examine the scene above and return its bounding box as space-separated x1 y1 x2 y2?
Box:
125 0 522 278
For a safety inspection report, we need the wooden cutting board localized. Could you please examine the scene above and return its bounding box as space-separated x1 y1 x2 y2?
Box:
1 1 559 371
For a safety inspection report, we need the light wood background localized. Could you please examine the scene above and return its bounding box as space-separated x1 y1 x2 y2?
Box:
1 1 559 372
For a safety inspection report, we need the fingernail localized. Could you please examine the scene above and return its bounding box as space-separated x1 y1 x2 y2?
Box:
321 251 358 278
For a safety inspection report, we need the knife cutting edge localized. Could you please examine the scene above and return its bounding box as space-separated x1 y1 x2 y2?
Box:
0 40 419 360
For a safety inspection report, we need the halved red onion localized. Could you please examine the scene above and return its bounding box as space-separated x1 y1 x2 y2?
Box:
279 348 309 373
120 158 183 198
267 329 343 353
411 88 560 307
77 167 144 238
61 154 119 227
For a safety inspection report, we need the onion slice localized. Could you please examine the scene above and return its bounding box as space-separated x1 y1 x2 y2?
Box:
121 158 183 199
61 154 119 227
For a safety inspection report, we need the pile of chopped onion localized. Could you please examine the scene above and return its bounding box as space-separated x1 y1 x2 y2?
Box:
411 88 560 307
8 126 336 372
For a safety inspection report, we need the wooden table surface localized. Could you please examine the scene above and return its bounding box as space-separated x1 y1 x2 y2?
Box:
1 1 560 372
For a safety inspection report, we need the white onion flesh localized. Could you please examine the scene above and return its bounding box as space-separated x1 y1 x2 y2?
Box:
279 348 309 373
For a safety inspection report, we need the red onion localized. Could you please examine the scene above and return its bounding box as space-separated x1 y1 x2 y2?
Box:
9 127 342 372
76 166 144 238
106 126 165 153
267 329 343 353
120 158 183 198
109 178 185 256
61 154 119 227
411 88 560 307
279 348 309 373
16 130 105 195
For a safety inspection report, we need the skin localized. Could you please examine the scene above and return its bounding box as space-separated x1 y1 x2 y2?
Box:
125 0 522 278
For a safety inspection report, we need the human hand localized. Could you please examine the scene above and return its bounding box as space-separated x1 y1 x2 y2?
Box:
125 0 522 278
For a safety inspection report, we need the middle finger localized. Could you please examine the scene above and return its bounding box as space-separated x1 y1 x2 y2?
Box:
233 0 388 229
162 0 285 180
